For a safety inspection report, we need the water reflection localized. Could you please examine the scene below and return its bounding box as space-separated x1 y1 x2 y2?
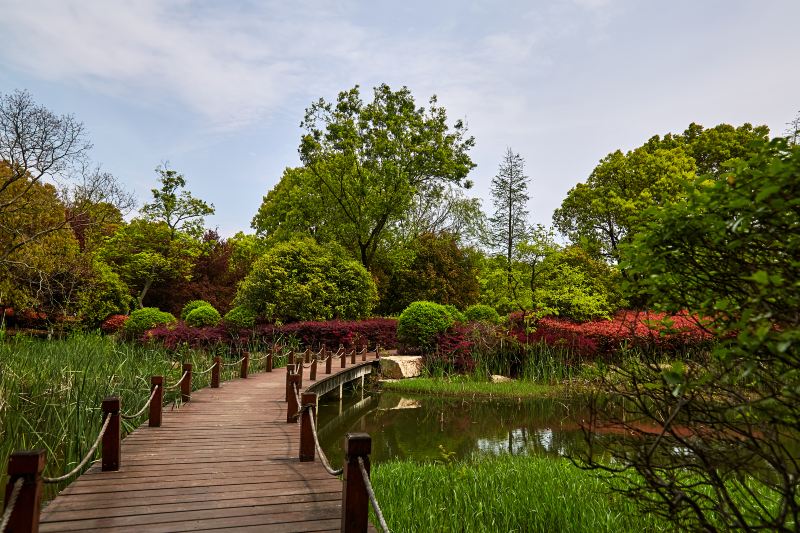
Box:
316 387 605 466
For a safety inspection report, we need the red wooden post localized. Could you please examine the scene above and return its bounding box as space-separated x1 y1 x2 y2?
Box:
310 358 318 381
341 433 372 533
240 350 249 379
286 374 300 423
101 397 121 471
341 349 347 368
5 450 45 533
266 347 273 373
149 376 163 427
181 363 192 403
325 349 332 374
211 356 221 388
299 392 317 461
350 349 356 364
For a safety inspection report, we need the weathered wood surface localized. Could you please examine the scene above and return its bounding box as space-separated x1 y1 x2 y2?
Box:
38 359 378 532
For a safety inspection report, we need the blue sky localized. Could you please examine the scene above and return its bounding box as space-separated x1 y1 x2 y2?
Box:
1 0 798 237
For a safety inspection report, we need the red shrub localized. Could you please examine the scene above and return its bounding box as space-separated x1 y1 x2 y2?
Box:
433 324 476 372
100 314 129 335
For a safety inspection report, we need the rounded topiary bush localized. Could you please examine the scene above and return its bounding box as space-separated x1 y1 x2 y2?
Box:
185 305 221 327
223 305 258 330
465 304 501 324
181 300 214 321
397 301 454 351
443 304 466 324
234 238 377 322
124 307 176 338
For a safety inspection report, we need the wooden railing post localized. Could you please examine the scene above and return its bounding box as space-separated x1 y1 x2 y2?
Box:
5 450 45 533
181 363 192 403
376 345 380 359
304 349 311 364
350 350 356 365
341 349 347 368
149 376 163 427
299 392 317 461
211 357 221 388
325 349 332 374
341 433 372 533
361 348 367 362
285 369 291 402
297 361 304 389
310 357 317 381
287 350 295 373
266 347 273 373
240 350 249 379
286 374 300 423
101 397 121 471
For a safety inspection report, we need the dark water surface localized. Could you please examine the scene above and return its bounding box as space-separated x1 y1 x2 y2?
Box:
316 386 606 466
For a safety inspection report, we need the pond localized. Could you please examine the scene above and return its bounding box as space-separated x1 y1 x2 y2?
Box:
316 385 613 465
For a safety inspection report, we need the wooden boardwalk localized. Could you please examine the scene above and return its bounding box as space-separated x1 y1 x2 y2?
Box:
36 362 374 532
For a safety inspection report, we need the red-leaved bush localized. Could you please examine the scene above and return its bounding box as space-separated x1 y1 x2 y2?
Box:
142 318 398 351
509 310 714 358
100 314 129 335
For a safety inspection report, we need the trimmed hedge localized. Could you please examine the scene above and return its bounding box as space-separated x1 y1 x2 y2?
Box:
397 301 454 352
465 304 501 324
181 300 214 321
223 306 257 330
124 307 176 339
185 305 221 327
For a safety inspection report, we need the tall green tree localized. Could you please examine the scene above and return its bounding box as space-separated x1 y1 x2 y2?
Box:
488 148 530 290
554 122 769 260
297 84 475 268
141 165 214 239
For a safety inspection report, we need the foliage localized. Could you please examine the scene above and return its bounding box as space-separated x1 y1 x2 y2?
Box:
99 219 200 308
464 304 501 324
180 299 215 321
581 137 800 530
140 164 214 239
553 122 768 260
74 261 131 327
397 301 454 352
380 232 480 314
100 314 128 335
297 83 475 267
185 305 221 328
122 307 176 339
443 304 466 323
223 305 257 330
234 238 377 322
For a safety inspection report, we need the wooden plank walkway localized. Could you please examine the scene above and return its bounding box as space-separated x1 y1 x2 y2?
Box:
37 361 374 532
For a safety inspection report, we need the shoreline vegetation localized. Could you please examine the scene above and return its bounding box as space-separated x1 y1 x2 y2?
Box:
379 375 579 398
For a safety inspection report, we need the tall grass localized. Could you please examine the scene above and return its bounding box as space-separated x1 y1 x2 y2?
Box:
0 333 285 505
371 454 668 533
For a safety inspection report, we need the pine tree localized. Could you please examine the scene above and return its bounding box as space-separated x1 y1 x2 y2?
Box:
488 148 530 290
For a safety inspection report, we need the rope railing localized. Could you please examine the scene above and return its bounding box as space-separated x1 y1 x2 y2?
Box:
121 386 160 420
163 370 189 391
194 361 218 375
308 406 343 476
0 478 23 533
358 456 390 533
222 356 246 367
42 415 111 484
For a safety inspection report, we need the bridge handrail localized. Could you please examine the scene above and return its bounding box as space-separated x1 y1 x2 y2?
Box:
42 415 111 484
0 478 23 533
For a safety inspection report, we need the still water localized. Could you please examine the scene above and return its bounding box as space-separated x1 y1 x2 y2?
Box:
316 386 604 466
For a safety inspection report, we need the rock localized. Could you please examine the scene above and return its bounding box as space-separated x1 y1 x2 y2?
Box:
380 356 424 379
490 374 513 383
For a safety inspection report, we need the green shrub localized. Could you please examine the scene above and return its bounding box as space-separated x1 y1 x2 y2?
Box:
76 261 131 328
397 301 454 351
234 238 377 322
464 304 501 324
185 305 221 328
223 305 258 330
443 304 466 324
180 300 214 321
123 307 176 338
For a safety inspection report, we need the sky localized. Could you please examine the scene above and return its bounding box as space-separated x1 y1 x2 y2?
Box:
1 0 798 237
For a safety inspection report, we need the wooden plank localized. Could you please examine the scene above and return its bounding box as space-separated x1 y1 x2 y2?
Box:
38 362 377 532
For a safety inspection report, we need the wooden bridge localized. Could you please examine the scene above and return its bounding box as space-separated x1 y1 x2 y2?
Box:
2 348 387 533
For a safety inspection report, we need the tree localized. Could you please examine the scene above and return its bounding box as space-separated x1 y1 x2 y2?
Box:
786 110 800 146
554 122 770 260
487 148 530 288
234 238 377 322
580 137 800 530
297 84 475 268
379 232 480 315
141 164 214 239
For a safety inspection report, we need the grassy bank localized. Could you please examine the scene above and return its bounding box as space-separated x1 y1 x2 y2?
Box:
371 454 666 533
0 333 271 505
380 375 578 398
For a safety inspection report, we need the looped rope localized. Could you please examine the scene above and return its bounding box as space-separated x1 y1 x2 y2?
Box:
164 371 189 391
308 407 343 476
194 361 218 375
121 386 159 420
0 478 24 532
43 415 111 484
250 352 270 362
358 456 390 533
222 356 246 367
